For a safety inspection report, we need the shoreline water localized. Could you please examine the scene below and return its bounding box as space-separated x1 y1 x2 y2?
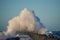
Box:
0 31 60 40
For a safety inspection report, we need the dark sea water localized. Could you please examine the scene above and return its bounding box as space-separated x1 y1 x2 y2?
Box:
0 31 60 40
49 31 60 38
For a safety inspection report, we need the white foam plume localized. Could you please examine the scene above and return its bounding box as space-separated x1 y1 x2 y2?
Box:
5 8 47 36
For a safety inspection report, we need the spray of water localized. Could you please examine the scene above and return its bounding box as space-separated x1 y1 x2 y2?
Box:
5 8 47 36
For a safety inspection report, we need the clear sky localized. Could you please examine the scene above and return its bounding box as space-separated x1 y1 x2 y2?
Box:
0 0 60 31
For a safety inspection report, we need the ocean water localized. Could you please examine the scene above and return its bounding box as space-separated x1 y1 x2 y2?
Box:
0 31 60 40
49 31 60 38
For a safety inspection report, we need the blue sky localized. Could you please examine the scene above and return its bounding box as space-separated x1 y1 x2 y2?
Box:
0 0 60 31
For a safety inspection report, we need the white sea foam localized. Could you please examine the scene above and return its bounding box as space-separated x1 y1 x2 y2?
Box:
5 8 47 36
